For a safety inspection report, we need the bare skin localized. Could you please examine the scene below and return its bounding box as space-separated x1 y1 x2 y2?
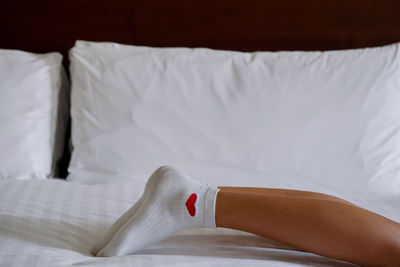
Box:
215 187 400 267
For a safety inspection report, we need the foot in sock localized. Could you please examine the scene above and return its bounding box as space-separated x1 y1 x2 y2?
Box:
91 196 143 255
96 165 220 257
91 169 160 255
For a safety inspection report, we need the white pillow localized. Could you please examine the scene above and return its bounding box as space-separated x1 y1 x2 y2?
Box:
0 49 69 180
68 40 400 194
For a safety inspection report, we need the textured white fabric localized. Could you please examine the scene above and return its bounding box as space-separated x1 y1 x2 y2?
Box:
96 166 219 256
0 49 69 180
68 40 400 195
2 177 391 266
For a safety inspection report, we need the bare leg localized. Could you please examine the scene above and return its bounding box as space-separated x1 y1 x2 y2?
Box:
219 186 358 206
219 187 400 230
215 189 400 266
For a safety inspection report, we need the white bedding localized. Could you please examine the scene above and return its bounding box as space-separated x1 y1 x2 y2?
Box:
3 179 399 266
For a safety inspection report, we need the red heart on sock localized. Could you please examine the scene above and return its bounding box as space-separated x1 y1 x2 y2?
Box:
185 193 197 216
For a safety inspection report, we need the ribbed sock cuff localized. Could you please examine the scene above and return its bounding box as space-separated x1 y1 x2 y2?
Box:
204 185 220 228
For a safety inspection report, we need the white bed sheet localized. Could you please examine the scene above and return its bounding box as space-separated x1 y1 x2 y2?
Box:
2 178 398 267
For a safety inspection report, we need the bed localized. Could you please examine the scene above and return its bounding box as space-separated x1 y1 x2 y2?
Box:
1 1 400 266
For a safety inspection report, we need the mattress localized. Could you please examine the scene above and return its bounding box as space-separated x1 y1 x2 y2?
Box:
2 179 398 266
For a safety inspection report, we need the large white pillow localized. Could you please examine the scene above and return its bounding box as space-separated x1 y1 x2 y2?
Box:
68 40 400 195
0 49 69 180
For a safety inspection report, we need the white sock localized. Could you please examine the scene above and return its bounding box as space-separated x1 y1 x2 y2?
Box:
91 197 143 255
91 166 163 254
96 166 220 257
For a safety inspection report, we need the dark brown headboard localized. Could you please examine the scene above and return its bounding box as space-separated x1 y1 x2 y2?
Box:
1 0 400 56
1 0 400 177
